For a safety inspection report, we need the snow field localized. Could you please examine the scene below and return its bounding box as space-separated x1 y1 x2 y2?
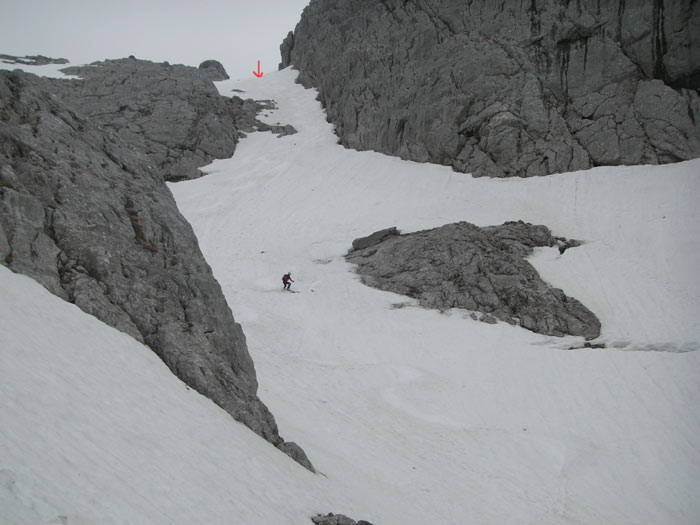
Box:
170 69 700 523
0 64 698 524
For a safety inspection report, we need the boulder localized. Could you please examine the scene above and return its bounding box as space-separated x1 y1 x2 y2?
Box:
199 59 230 81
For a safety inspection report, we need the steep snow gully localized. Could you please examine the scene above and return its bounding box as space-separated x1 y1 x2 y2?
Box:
1 65 699 524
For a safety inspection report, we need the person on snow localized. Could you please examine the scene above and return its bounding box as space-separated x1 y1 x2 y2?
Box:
282 272 294 291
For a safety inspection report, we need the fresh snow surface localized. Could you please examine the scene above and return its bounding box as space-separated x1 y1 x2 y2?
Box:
1 66 699 524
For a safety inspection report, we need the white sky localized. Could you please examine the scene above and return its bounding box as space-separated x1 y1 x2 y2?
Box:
0 0 310 80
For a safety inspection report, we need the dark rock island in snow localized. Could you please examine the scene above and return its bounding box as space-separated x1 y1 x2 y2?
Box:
282 0 700 177
347 221 600 339
312 513 375 525
0 61 312 470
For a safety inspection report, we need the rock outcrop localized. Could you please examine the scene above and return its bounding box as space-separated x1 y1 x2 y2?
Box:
281 0 700 177
0 54 69 65
52 59 295 180
198 59 230 81
347 221 600 339
54 59 243 181
0 66 313 470
312 513 375 525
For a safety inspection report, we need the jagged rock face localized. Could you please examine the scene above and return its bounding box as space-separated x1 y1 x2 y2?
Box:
282 0 700 177
0 69 313 470
198 59 230 81
279 31 295 70
55 58 241 181
347 221 601 339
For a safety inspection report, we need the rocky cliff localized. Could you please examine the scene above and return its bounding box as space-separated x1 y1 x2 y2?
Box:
281 0 700 177
55 58 246 182
347 222 600 339
0 63 312 470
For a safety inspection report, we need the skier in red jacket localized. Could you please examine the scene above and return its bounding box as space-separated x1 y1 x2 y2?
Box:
282 272 294 291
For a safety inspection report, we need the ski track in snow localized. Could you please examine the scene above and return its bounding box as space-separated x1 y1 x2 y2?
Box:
1 66 699 524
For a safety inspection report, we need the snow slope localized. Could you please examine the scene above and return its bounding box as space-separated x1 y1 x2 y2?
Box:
0 266 327 524
1 66 699 524
172 69 700 523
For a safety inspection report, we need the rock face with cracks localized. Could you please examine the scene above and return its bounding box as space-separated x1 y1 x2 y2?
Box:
0 66 313 471
347 221 601 339
281 0 700 177
55 58 282 182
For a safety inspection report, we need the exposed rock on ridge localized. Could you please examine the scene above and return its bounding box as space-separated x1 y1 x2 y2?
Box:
0 67 313 471
199 59 230 81
0 54 69 66
54 58 246 182
282 0 700 177
347 221 601 339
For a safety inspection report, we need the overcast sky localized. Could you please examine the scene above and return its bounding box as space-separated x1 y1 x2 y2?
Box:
0 0 310 80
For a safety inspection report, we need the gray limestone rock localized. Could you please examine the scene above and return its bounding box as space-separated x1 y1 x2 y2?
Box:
51 59 295 179
0 54 69 65
198 59 230 81
254 120 298 137
226 97 298 137
283 0 700 177
351 226 399 251
55 58 240 182
228 96 266 133
0 68 313 470
279 31 295 70
347 221 600 339
277 441 315 472
312 514 374 525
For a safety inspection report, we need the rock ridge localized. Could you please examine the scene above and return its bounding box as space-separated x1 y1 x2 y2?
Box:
55 58 246 182
54 58 295 181
0 54 69 65
282 0 700 177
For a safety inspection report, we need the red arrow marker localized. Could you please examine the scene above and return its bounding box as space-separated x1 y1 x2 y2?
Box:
253 60 263 78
